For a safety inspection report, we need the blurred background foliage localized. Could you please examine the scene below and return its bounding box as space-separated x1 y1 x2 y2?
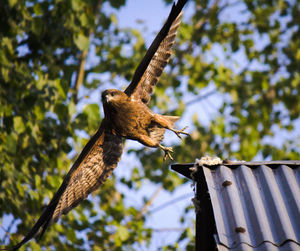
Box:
0 0 299 250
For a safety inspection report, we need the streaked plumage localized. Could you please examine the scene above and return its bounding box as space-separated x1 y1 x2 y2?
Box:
125 12 183 104
7 0 188 250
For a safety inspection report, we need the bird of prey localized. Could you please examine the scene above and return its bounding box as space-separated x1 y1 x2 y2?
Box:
7 0 188 249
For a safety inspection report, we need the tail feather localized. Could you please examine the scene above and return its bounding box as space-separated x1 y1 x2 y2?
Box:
163 115 180 126
148 126 166 144
148 115 181 145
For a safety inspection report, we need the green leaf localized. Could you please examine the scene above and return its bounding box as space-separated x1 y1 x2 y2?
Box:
13 116 25 133
8 0 17 7
56 79 68 99
110 14 118 25
83 103 100 130
34 105 45 121
5 133 17 154
79 13 90 27
110 0 125 9
34 175 41 187
71 0 84 11
68 101 76 118
33 3 43 16
66 228 77 242
46 175 60 188
116 225 129 241
54 103 68 122
74 33 90 51
32 18 43 35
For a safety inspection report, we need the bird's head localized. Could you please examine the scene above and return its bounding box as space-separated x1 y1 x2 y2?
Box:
101 89 128 106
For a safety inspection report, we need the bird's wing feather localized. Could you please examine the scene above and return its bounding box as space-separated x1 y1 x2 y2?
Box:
124 0 187 104
11 121 123 250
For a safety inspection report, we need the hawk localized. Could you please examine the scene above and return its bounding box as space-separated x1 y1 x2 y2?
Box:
8 0 188 249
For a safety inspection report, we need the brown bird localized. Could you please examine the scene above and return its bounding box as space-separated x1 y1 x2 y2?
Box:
7 0 188 250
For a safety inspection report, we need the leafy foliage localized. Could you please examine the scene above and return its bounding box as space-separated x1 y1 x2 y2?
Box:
0 0 299 250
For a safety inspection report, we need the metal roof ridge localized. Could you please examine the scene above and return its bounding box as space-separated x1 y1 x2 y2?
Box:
171 160 300 166
217 239 300 250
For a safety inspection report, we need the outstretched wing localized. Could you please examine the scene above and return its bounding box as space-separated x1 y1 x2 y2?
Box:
10 121 123 250
124 0 187 104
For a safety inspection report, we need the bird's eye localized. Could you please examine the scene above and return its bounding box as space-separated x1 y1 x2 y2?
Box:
111 92 115 96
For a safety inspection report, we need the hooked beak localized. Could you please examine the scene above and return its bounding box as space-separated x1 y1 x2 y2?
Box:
101 90 109 104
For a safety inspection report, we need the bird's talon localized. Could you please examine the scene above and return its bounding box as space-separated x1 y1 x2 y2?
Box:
159 145 174 161
164 151 174 161
171 126 189 139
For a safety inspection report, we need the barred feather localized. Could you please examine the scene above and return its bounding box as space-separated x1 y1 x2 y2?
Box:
53 132 123 221
131 12 182 104
10 126 123 250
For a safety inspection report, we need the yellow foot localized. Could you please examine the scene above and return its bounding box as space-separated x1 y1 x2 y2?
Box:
159 144 174 161
170 126 189 139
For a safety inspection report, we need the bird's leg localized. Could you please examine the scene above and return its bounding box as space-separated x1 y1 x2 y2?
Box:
169 126 189 139
159 144 174 161
138 135 174 161
152 115 189 139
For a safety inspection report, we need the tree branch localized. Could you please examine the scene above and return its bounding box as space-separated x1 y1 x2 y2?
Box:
150 192 194 214
136 186 163 220
195 0 219 30
72 0 104 104
1 217 17 245
152 227 186 232
185 89 217 107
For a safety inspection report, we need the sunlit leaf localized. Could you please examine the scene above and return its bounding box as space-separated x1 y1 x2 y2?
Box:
13 116 25 133
74 33 90 51
116 225 129 241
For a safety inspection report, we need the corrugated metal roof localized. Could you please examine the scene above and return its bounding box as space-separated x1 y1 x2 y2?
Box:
172 160 300 251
